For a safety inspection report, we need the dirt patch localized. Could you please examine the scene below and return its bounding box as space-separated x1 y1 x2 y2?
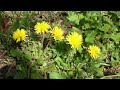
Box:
0 50 16 79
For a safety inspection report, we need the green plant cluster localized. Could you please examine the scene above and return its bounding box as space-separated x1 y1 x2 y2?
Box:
0 11 120 79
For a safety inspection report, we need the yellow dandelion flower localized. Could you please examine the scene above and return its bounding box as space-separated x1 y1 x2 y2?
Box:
34 21 51 34
51 26 64 41
88 45 101 59
13 28 27 43
66 31 83 49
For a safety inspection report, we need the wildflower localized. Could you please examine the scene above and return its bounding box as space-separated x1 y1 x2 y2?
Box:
88 45 101 59
51 26 64 41
13 28 27 43
34 21 51 34
66 31 83 49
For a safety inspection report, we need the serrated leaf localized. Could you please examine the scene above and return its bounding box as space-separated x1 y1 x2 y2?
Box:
78 13 84 20
85 31 97 43
111 33 120 43
67 13 78 21
49 72 65 79
99 24 111 32
84 23 90 29
111 25 118 32
67 12 79 25
104 17 113 25
55 57 68 70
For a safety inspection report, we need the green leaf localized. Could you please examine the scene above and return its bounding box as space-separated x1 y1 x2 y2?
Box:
77 46 83 53
49 72 66 79
111 58 118 67
55 57 69 70
31 71 41 79
71 27 81 34
94 64 100 68
14 66 27 79
68 71 74 76
23 51 32 61
43 62 47 67
84 23 90 29
37 57 43 65
23 11 29 16
111 25 118 32
9 19 20 34
78 13 84 21
14 72 25 79
99 24 111 32
16 65 22 71
104 17 113 25
10 49 22 58
103 34 112 38
30 32 38 41
111 33 120 43
67 12 79 25
55 57 63 65
114 11 120 19
20 15 30 28
96 67 104 77
85 31 97 43
55 57 61 67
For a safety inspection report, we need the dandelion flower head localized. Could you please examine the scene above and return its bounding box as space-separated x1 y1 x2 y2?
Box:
34 21 51 34
13 28 27 43
66 31 83 49
88 45 101 59
51 26 64 41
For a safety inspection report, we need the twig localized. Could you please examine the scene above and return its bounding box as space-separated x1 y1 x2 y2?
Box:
100 74 120 79
0 51 6 58
44 39 51 50
44 72 47 79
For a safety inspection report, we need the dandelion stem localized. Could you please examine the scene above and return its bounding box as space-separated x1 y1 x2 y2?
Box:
42 33 45 49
